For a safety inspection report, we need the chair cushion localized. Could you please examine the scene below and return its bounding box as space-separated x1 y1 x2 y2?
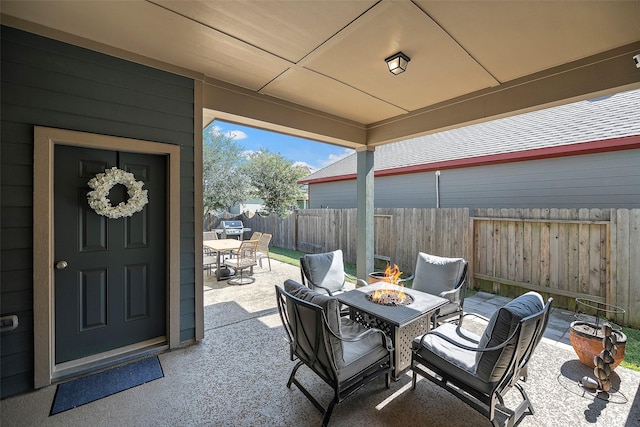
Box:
337 317 390 381
475 291 544 382
284 279 344 363
413 323 493 394
412 253 465 297
303 250 346 294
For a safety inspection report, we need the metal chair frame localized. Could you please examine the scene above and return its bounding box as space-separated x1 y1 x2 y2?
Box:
299 252 367 296
411 298 552 427
276 282 393 426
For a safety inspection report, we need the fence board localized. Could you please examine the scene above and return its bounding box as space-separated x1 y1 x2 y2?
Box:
549 208 559 290
629 210 640 328
204 207 639 328
616 209 630 326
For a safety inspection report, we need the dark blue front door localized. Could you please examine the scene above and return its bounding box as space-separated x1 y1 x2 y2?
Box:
54 145 166 364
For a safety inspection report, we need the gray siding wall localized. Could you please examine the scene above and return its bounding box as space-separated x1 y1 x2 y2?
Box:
0 26 196 398
309 150 640 209
309 180 357 208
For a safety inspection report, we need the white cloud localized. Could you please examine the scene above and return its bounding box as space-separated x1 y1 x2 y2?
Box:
226 130 248 140
293 161 316 173
318 148 353 168
208 125 248 140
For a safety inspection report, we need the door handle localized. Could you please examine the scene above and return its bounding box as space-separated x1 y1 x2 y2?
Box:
55 260 68 270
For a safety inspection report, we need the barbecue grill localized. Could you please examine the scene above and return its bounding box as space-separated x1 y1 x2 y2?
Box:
216 220 251 240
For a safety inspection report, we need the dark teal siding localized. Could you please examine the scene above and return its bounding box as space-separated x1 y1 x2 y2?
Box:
1 26 196 398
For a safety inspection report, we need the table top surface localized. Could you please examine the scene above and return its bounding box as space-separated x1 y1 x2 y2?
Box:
337 283 448 327
203 239 242 251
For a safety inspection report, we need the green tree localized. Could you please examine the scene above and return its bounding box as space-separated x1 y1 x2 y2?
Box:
202 127 250 214
242 149 307 216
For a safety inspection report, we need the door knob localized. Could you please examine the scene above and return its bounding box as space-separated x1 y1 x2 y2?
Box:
55 260 68 270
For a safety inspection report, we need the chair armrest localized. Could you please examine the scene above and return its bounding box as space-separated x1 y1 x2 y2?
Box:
460 312 491 323
344 273 369 289
439 287 460 303
398 274 414 284
307 282 335 296
418 325 519 353
335 327 394 351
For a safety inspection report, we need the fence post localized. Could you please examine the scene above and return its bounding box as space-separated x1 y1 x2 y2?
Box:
293 210 298 251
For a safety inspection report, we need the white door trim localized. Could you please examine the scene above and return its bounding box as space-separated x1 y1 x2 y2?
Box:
33 126 181 388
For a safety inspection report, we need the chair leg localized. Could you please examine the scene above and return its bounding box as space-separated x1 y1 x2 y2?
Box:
287 361 304 389
322 399 337 427
508 383 534 425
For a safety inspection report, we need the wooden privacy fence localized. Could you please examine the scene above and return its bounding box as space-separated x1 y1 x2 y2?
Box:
204 208 639 327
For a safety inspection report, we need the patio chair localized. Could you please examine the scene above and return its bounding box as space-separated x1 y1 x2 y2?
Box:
411 291 552 427
203 255 217 275
230 231 262 259
203 231 218 255
300 249 367 296
225 239 258 285
276 279 393 426
410 252 468 325
256 233 272 270
203 231 219 274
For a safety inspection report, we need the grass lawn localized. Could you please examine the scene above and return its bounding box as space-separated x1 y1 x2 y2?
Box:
269 246 640 372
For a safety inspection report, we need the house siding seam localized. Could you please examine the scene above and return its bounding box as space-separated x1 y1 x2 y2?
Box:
0 26 196 398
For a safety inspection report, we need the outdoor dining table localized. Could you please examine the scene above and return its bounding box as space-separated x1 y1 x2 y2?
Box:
204 239 242 281
337 283 448 380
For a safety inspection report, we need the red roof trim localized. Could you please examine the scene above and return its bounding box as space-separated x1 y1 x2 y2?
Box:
299 173 357 184
301 135 640 184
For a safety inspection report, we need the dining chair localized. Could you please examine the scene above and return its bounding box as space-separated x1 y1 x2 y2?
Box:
249 231 263 241
225 239 259 285
256 233 272 270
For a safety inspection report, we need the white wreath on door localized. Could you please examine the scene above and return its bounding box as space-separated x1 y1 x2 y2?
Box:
87 167 148 219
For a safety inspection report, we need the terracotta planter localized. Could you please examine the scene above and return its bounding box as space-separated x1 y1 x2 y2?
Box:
569 321 626 370
368 272 388 284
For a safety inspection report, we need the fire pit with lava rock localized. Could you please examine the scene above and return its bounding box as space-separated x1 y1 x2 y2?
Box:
366 264 414 306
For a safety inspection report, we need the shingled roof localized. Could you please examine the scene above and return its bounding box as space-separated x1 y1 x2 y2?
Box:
301 88 640 183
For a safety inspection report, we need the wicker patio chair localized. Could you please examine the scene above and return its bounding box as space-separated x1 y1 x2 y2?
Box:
225 239 258 285
256 233 272 270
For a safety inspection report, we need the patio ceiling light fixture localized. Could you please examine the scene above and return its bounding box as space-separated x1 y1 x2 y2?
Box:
385 51 410 75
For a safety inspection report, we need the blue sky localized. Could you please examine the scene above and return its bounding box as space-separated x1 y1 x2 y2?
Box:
206 120 353 171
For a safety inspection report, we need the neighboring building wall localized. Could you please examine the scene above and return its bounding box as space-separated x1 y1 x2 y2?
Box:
309 150 640 209
229 199 264 214
309 180 357 208
0 26 196 398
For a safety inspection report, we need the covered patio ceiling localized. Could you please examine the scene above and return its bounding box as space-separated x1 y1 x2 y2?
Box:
2 1 640 148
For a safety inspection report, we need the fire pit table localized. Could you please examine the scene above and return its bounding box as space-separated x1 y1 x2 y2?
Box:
337 283 448 380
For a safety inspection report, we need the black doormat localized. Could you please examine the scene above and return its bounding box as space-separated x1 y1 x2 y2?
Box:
50 356 164 415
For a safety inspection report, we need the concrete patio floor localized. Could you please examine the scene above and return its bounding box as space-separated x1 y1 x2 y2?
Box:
2 258 639 426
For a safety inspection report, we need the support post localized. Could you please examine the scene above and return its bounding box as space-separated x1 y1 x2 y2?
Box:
356 146 375 282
